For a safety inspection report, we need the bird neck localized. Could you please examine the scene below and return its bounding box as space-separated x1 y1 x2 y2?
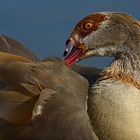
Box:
100 52 140 89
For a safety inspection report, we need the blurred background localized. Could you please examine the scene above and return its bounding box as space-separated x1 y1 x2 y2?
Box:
0 0 140 68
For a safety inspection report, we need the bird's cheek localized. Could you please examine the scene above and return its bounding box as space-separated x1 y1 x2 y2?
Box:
71 35 89 53
76 41 89 54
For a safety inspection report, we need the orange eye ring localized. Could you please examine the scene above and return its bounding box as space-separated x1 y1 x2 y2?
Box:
84 22 93 30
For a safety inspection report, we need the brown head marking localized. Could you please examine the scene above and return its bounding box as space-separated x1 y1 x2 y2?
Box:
71 13 108 38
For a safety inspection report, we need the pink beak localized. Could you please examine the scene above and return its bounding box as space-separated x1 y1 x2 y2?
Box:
62 38 83 67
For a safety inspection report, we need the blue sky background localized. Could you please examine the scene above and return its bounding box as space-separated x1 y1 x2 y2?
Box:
0 0 140 68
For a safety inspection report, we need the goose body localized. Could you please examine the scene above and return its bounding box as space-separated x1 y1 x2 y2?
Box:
63 12 140 139
89 78 140 140
0 35 99 139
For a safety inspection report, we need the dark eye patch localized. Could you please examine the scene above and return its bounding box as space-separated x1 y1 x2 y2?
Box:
73 13 108 38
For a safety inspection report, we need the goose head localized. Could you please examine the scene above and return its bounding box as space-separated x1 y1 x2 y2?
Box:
62 12 140 66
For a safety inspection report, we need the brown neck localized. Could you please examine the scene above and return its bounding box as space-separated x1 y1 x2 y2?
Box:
99 53 140 90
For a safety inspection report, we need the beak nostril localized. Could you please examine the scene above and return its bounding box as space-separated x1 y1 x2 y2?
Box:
63 49 68 57
65 39 71 46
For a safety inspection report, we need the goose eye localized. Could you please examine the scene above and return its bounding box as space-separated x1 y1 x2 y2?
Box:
84 22 93 30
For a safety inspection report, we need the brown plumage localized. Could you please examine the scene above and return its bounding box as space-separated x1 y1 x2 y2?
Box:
0 35 39 61
0 35 99 140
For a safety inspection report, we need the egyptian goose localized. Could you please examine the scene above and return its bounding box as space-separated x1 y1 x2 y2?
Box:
63 12 140 139
0 36 99 139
